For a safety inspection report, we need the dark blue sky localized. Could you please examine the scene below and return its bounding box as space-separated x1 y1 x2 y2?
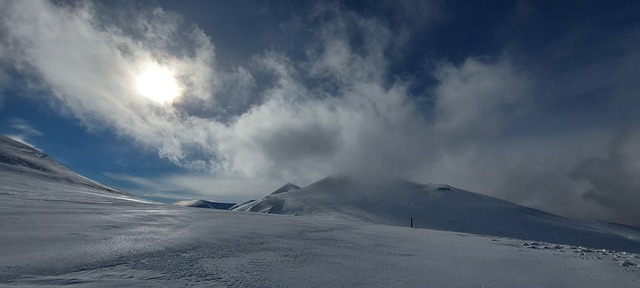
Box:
1 0 639 225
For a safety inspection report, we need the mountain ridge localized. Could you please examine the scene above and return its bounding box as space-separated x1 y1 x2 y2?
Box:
0 135 135 198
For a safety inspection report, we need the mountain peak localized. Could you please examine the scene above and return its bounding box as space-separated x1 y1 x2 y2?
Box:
270 182 301 195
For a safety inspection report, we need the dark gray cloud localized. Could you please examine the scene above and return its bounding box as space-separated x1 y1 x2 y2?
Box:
573 125 640 223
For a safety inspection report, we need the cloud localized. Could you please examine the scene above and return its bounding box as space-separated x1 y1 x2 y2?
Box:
572 125 640 223
433 57 530 138
0 0 221 168
0 45 9 108
0 0 430 183
11 118 44 137
2 1 640 226
6 119 43 149
0 69 7 108
419 51 640 226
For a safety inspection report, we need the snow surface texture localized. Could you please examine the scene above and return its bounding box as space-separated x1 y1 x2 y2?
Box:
233 176 640 253
1 136 640 287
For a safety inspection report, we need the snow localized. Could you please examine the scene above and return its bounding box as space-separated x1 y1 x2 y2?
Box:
270 182 301 195
228 183 300 211
233 176 640 253
0 136 128 197
1 136 640 287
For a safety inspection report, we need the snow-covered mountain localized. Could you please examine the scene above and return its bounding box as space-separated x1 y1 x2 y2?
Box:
229 182 300 211
233 176 640 252
270 182 301 194
174 199 236 210
0 136 148 205
0 136 127 196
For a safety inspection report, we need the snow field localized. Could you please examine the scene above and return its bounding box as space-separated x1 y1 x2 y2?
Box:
2 136 640 287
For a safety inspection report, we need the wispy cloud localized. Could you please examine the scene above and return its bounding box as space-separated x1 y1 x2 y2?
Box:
11 118 43 137
6 119 43 149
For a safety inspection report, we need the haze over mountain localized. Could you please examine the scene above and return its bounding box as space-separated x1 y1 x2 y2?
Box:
234 176 640 252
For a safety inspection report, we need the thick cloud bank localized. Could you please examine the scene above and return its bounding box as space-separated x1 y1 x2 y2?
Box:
1 1 639 226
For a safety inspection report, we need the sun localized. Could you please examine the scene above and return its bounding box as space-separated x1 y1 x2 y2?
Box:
136 64 181 103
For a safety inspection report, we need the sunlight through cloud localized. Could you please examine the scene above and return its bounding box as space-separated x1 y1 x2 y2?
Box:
136 64 181 103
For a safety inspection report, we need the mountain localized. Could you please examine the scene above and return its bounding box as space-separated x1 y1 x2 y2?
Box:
0 136 148 204
174 199 236 210
233 176 640 252
229 182 300 211
270 182 300 194
0 136 126 195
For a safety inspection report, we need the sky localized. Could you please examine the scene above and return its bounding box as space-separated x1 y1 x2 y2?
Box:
1 0 639 226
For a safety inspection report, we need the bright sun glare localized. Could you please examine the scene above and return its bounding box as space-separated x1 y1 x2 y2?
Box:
136 64 181 103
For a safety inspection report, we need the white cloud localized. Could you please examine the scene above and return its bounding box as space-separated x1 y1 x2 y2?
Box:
0 0 429 184
11 118 44 137
433 57 530 137
0 0 221 170
0 0 532 189
6 119 43 149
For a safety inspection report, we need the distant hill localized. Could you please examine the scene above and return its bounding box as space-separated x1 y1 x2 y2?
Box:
174 199 236 210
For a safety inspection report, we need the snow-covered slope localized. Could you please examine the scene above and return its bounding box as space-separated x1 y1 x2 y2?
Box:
233 176 640 252
174 199 235 210
270 182 301 194
1 139 640 287
0 136 148 204
229 182 300 211
0 136 128 196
